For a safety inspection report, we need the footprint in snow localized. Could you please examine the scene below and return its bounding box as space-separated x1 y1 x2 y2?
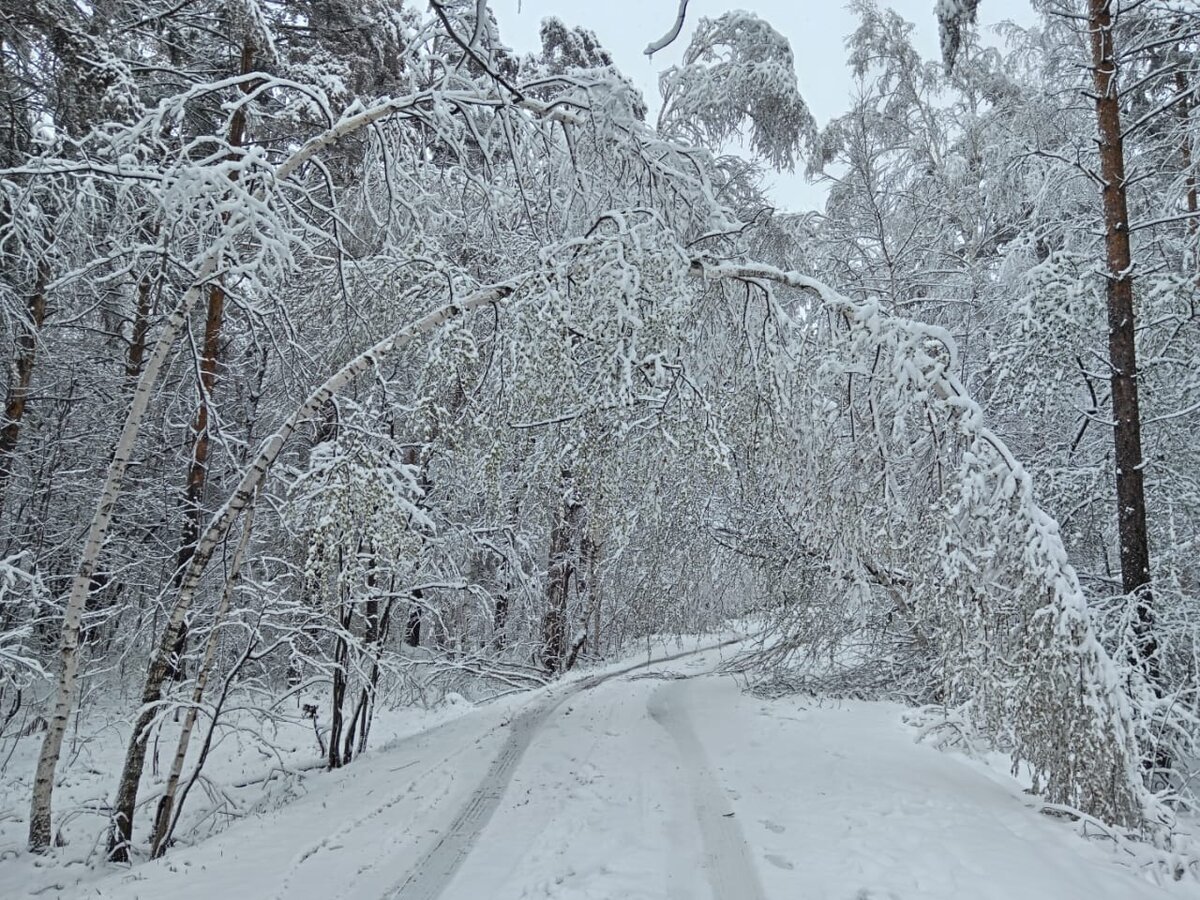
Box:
765 853 794 870
761 819 786 834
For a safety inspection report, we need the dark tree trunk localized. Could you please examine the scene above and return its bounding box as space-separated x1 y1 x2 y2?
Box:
1176 68 1197 241
169 40 255 681
0 259 49 516
342 562 387 763
404 589 423 647
1087 0 1158 685
328 623 349 770
492 593 509 650
583 536 602 659
356 596 393 756
540 474 584 674
565 631 586 672
125 220 162 384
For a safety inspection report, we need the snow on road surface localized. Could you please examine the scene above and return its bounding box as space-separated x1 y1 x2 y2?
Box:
432 658 1191 900
646 678 766 900
31 644 1200 900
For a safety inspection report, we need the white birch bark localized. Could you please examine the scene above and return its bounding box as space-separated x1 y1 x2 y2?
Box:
149 495 257 859
27 255 217 851
31 85 506 852
108 279 518 856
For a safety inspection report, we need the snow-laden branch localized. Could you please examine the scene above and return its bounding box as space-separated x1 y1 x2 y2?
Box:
30 72 539 851
644 0 691 57
701 259 1150 829
109 277 521 845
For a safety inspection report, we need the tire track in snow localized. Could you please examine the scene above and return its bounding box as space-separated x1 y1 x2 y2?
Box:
385 688 578 900
387 638 744 900
271 717 481 900
647 678 767 900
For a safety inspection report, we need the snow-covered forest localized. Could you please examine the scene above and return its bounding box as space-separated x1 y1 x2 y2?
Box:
1 0 1199 896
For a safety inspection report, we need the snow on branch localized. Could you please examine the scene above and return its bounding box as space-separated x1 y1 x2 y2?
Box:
657 11 815 171
644 0 691 57
936 0 981 74
700 259 1153 831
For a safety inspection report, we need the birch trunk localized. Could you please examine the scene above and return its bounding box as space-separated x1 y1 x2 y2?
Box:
149 497 256 859
106 279 516 858
28 254 217 853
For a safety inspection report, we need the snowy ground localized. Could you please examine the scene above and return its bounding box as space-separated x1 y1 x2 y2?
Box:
5 642 1200 899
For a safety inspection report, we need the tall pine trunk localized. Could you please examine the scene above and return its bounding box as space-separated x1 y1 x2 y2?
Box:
1087 0 1158 684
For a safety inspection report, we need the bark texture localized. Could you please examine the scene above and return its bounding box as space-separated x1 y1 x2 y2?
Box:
170 40 255 681
0 260 49 515
1087 0 1157 681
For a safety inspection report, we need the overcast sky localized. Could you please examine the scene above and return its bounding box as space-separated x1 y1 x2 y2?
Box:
488 1 1038 211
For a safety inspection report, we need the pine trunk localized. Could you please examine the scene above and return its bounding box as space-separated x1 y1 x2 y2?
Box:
1087 0 1157 682
170 41 254 680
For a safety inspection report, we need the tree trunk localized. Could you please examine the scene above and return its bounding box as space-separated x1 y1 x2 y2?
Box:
356 597 393 756
328 630 348 769
404 589 423 647
1087 0 1157 683
167 284 227 681
102 279 515 858
169 40 255 681
492 593 509 650
340 554 382 766
0 259 49 516
347 571 387 759
1176 68 1197 242
584 537 602 658
565 631 586 672
540 474 583 674
149 498 256 859
125 219 163 384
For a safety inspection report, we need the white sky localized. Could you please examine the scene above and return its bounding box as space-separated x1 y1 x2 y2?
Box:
489 0 1038 211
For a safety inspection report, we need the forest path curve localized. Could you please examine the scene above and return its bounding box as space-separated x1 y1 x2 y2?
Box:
59 641 1195 900
419 668 1190 900
386 640 745 900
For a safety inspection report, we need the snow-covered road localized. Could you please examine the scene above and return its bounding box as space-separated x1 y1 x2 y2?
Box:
64 645 1198 899
418 653 1186 900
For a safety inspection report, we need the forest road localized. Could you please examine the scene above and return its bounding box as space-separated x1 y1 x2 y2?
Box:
647 678 767 900
385 639 745 900
72 637 1176 900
